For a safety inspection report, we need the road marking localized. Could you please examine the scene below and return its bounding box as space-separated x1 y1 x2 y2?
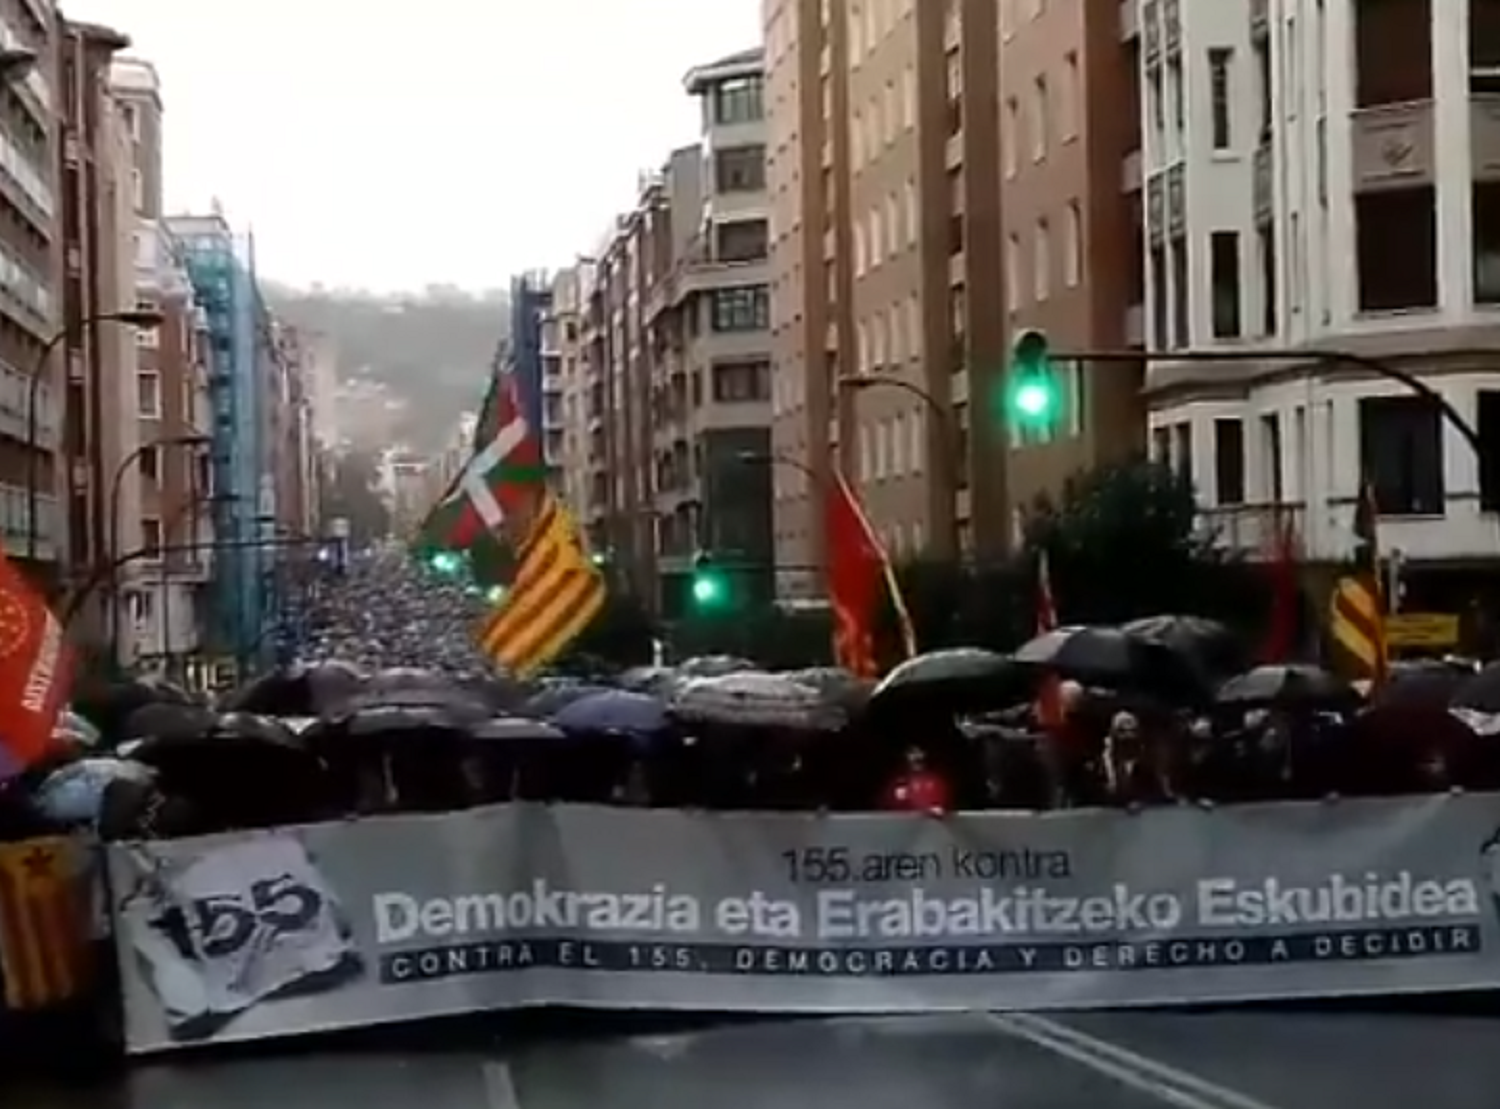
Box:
986 1012 1286 1109
480 1060 522 1109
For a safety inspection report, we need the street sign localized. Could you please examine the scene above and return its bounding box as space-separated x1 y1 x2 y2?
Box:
1385 612 1460 649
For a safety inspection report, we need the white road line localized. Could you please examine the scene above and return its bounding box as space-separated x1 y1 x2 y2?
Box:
480 1060 523 1109
986 1013 1286 1109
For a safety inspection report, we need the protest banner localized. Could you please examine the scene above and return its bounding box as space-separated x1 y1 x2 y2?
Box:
107 793 1500 1054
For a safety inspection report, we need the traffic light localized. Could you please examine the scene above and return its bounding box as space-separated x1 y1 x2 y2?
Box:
1004 328 1061 431
485 584 507 604
690 551 728 610
429 550 462 575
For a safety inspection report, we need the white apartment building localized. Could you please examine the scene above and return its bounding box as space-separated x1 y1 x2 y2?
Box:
1142 0 1500 571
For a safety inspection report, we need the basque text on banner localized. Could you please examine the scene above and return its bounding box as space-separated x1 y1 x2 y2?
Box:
107 793 1500 1054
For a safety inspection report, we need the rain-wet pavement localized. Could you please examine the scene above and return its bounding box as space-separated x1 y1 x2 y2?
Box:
6 1006 1500 1109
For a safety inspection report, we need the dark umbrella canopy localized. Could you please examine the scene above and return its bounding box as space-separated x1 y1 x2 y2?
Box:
1123 614 1247 679
220 660 366 717
553 690 668 736
1216 664 1358 709
1013 625 1204 698
1452 661 1500 714
1370 660 1471 710
870 648 1018 712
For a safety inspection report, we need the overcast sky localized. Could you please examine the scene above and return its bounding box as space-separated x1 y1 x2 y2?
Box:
65 1 760 292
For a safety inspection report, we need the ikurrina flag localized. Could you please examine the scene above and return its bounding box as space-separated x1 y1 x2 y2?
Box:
417 364 547 559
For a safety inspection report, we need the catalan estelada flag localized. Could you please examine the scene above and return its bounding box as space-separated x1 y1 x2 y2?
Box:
476 494 606 675
1329 481 1388 685
825 469 914 677
0 837 92 1011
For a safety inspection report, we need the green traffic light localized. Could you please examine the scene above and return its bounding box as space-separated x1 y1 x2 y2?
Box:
1005 328 1059 428
1013 379 1053 417
430 551 461 574
486 585 507 604
692 574 724 605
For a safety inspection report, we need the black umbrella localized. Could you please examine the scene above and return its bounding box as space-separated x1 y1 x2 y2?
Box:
71 675 197 741
517 683 615 719
869 648 1019 712
468 717 567 743
1452 661 1500 714
119 702 218 744
1216 664 1358 708
1013 625 1204 697
1370 660 1471 710
1123 614 1247 679
219 661 366 717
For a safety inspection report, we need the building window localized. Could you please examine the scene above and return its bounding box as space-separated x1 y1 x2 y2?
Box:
140 445 158 482
137 371 160 417
1258 225 1278 336
1213 418 1245 505
712 76 764 124
1150 245 1168 349
1006 234 1021 311
1479 391 1500 511
1356 187 1437 311
1260 413 1283 503
715 219 768 262
1359 396 1444 515
1209 48 1233 150
1170 239 1189 348
1063 201 1082 287
1030 75 1048 161
1034 219 1050 300
1060 52 1079 141
141 517 162 556
710 360 770 403
1004 97 1019 177
714 145 766 192
1210 230 1242 338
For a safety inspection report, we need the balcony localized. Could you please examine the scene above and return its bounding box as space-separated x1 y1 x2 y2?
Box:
1350 100 1435 192
1199 501 1306 559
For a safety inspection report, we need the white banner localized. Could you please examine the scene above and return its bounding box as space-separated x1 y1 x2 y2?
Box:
107 793 1500 1053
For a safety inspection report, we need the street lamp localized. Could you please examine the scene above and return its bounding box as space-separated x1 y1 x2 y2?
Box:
837 376 962 556
106 433 210 661
25 308 166 562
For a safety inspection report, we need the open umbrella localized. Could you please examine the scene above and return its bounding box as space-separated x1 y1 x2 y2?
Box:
517 683 615 719
1014 625 1204 698
671 672 846 731
1123 614 1247 679
220 660 366 717
1452 662 1500 714
869 648 1018 712
1216 664 1358 709
553 690 668 736
1370 659 1471 710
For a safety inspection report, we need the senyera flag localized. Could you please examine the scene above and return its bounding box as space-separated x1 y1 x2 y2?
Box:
0 553 70 781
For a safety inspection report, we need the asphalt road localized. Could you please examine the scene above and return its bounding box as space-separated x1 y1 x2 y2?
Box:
6 1008 1500 1109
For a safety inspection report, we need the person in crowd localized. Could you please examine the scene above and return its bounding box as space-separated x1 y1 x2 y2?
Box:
883 744 952 815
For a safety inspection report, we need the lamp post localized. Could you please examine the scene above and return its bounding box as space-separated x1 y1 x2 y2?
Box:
106 433 210 664
837 376 963 557
25 308 165 562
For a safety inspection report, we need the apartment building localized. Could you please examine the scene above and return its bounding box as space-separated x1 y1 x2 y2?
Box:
0 0 61 577
60 20 141 645
110 57 216 666
1144 0 1500 612
544 263 591 512
766 0 1009 571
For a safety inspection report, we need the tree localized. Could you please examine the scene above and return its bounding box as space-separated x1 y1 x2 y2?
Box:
319 450 391 545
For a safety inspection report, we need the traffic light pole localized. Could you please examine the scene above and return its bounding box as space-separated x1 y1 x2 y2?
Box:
1049 346 1483 456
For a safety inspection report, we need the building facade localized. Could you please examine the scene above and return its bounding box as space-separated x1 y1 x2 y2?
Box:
168 210 266 659
1142 0 1500 615
544 263 590 511
110 57 216 667
0 0 61 580
60 19 140 648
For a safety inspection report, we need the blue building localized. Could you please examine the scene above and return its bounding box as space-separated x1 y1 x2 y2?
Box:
507 272 551 438
166 212 271 662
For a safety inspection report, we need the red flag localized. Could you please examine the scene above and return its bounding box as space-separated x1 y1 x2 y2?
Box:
1260 514 1299 664
1034 550 1065 727
0 554 70 782
824 470 913 677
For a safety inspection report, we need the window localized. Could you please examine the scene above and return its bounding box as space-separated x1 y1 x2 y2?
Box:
1210 231 1242 338
710 360 770 403
1209 48 1233 149
1356 187 1437 311
1007 234 1022 311
1060 52 1079 141
712 76 764 124
140 445 159 482
141 518 162 556
1150 245 1168 348
1173 422 1193 484
1258 225 1278 335
715 219 768 262
1479 391 1500 511
137 371 160 417
1063 201 1082 287
1213 418 1245 505
1030 75 1048 161
901 67 916 130
1034 219 1050 300
904 179 918 245
1359 396 1444 515
1259 413 1283 503
714 146 766 192
1003 97 1019 177
711 286 769 332
1170 240 1189 348
131 170 143 211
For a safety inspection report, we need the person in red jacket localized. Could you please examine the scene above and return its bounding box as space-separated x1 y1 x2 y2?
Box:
883 744 953 814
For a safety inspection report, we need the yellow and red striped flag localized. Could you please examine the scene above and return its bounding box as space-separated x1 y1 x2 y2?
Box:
475 494 606 675
0 837 92 1011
